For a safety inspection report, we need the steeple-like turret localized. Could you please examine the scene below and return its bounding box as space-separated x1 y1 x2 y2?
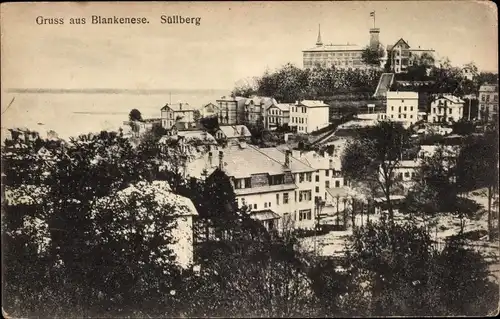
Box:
316 24 323 46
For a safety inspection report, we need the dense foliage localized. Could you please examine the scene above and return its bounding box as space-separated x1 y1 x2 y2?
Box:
2 128 498 317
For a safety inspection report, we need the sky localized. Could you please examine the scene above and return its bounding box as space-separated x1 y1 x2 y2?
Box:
1 1 498 91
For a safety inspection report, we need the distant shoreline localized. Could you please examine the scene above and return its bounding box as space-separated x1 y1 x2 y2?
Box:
6 88 230 95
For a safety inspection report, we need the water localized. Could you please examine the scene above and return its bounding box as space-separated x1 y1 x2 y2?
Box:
1 88 229 140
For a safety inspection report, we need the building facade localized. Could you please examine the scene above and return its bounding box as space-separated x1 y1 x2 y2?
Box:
429 95 464 123
385 91 419 127
265 103 291 130
478 83 499 122
187 145 317 230
289 100 330 134
161 103 197 130
216 96 246 125
303 26 383 70
243 96 277 127
387 38 435 74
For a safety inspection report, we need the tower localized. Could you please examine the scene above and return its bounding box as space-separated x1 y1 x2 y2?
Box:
316 24 323 46
369 28 380 50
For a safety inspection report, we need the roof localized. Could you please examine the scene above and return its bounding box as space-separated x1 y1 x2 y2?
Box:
434 94 465 104
386 91 419 99
250 209 281 221
159 131 217 145
397 159 422 168
94 181 198 217
326 187 351 198
245 96 277 107
186 144 315 179
479 84 498 92
373 195 405 203
217 125 252 139
303 44 363 52
392 38 410 49
297 100 329 108
272 103 291 112
161 103 197 112
300 151 342 171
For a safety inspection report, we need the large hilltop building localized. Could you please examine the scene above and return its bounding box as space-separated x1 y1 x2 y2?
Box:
302 24 383 70
303 13 435 74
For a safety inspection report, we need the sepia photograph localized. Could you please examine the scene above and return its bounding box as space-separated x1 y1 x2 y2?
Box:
1 1 499 317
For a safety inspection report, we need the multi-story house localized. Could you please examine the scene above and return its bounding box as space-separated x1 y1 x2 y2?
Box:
387 38 435 74
386 91 419 127
214 125 252 146
299 150 346 202
289 100 330 134
161 103 197 130
200 102 219 118
186 145 317 230
265 103 291 130
216 96 246 125
478 83 499 122
303 25 384 69
429 95 464 124
244 96 277 127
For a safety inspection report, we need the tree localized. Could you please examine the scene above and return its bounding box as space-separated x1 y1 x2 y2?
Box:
343 221 499 316
456 133 499 240
361 45 385 66
341 122 409 229
129 108 143 122
344 222 441 316
88 181 184 316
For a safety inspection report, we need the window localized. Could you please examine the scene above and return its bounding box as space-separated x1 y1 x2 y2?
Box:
269 202 271 207
299 209 312 221
335 180 340 187
410 106 413 111
398 114 401 118
398 173 403 178
403 114 407 119
315 174 320 182
325 170 329 176
391 115 394 118
276 194 280 205
391 106 394 111
325 181 330 188
482 95 486 102
402 99 405 103
410 115 413 118
404 172 410 178
284 193 289 204
399 106 401 112
307 173 312 182
254 204 257 209
299 173 304 183
264 202 267 208
404 106 407 111
316 186 320 192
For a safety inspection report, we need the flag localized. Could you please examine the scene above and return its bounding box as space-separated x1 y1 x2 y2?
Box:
370 11 375 17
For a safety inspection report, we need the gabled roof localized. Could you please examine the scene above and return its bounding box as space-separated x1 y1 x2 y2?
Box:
186 144 314 179
217 125 252 139
245 96 277 107
392 38 410 49
161 103 197 112
434 94 465 104
272 103 291 112
297 100 329 108
479 84 498 92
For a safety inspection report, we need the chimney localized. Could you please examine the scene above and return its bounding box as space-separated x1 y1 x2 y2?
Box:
218 150 224 170
179 103 183 111
208 151 213 167
285 150 291 168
